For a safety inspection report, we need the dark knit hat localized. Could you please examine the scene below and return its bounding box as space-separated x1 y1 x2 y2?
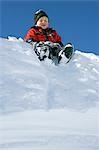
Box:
34 10 49 24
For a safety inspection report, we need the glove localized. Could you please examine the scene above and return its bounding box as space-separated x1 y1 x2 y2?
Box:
26 38 34 45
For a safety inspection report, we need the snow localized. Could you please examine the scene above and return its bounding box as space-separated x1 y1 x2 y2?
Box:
0 36 99 150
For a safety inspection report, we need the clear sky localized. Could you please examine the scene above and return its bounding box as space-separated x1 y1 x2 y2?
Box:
0 0 99 55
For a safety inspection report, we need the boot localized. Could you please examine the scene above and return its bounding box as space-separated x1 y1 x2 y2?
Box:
63 43 74 58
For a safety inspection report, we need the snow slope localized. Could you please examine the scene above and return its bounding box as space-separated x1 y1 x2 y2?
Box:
0 37 99 150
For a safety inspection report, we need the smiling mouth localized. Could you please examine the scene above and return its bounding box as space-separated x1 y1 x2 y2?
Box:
41 25 47 29
41 24 46 27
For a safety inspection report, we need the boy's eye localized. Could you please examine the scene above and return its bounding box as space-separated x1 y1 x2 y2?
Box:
40 20 47 22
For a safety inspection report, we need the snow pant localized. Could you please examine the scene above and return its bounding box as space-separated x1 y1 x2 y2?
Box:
31 41 62 61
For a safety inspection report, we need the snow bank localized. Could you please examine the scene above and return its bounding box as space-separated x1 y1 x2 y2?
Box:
0 37 99 150
0 37 99 113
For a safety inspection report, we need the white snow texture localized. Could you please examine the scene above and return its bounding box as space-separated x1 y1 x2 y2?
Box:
0 37 99 150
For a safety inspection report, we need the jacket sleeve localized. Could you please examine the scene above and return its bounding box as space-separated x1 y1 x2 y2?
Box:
54 31 64 46
24 28 37 42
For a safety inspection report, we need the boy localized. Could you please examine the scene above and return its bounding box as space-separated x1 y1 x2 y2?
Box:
24 9 73 63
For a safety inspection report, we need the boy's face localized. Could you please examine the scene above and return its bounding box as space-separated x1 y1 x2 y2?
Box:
36 16 49 29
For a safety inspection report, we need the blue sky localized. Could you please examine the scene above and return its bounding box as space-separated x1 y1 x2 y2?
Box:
0 0 99 55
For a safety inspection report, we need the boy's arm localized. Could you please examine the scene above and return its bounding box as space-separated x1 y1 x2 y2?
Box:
54 31 64 47
24 28 37 43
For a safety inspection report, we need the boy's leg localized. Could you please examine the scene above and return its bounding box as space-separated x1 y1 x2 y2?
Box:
44 42 62 60
31 41 62 61
25 40 50 61
34 42 50 61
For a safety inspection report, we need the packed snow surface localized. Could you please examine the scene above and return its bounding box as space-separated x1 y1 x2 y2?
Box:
0 37 99 150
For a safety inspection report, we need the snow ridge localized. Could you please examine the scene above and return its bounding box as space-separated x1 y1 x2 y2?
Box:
0 37 99 113
0 37 99 150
